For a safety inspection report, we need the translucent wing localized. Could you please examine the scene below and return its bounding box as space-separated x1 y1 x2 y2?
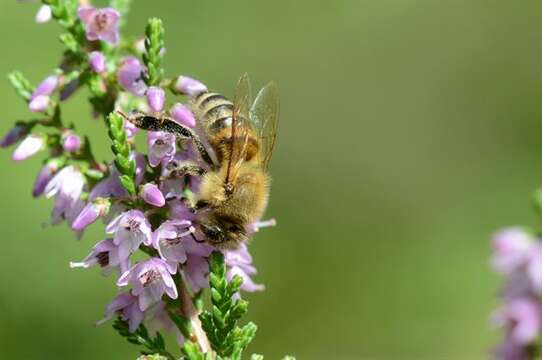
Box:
225 73 253 185
250 82 279 170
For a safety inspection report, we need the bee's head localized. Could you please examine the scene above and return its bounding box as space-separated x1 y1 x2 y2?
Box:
199 214 247 249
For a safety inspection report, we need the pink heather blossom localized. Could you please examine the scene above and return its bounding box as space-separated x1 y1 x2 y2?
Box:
106 210 152 260
147 87 165 113
170 103 196 128
62 133 82 153
492 228 534 275
118 57 147 96
99 291 144 332
140 183 165 207
146 301 184 345
89 51 106 73
147 131 176 167
60 79 80 101
124 121 140 139
32 159 61 197
78 6 120 44
493 336 530 360
117 258 178 311
35 5 52 24
0 124 26 148
71 198 111 231
28 95 50 113
12 134 44 161
70 238 130 275
184 255 210 292
44 166 86 226
153 219 195 265
493 298 542 345
89 169 128 201
225 243 264 293
31 75 58 100
173 75 207 96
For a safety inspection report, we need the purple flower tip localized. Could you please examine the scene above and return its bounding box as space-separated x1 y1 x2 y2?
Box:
35 5 52 24
173 76 207 96
62 133 82 153
0 124 26 148
28 95 50 113
118 57 147 96
12 134 44 161
78 6 120 45
147 87 165 113
31 75 58 100
170 103 196 128
32 159 61 198
89 51 106 73
141 183 166 207
72 198 111 231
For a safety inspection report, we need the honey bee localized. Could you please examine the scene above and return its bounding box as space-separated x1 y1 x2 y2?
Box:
121 74 279 249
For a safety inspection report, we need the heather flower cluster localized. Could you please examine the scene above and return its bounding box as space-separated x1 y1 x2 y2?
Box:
491 228 542 359
5 1 282 358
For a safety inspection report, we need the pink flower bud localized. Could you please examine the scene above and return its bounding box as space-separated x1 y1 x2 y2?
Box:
170 103 196 128
89 51 106 73
29 95 50 113
72 198 111 231
62 133 82 153
147 87 165 113
173 76 207 96
12 134 44 161
33 159 61 197
35 5 52 24
78 6 120 45
140 183 166 207
31 75 58 99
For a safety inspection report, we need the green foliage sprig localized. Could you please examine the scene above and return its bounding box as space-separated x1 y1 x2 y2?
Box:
114 318 175 360
107 112 136 195
143 18 165 86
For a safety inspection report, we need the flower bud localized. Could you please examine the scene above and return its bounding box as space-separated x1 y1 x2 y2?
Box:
31 75 58 99
12 134 44 161
89 51 106 73
62 133 82 153
28 95 50 113
147 87 165 113
33 159 62 197
71 198 111 231
140 183 165 207
172 75 207 96
35 5 52 24
170 103 196 128
0 124 26 148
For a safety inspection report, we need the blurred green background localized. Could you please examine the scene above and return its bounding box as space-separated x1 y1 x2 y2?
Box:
2 0 542 358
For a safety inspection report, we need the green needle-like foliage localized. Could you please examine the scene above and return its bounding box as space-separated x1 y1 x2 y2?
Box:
107 112 136 195
143 18 165 86
113 318 175 360
8 71 34 101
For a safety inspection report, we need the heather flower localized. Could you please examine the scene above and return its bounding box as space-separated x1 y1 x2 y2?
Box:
106 210 152 260
147 87 165 113
0 124 26 148
140 183 166 207
124 121 140 139
62 133 82 153
118 57 147 96
31 75 58 99
184 255 210 292
45 165 85 202
60 78 80 101
117 258 178 311
225 244 264 292
32 159 61 197
494 336 530 360
70 238 130 274
71 198 111 231
153 219 195 265
170 103 196 128
146 301 184 345
35 5 52 24
493 298 542 345
173 75 207 96
99 291 144 332
89 51 106 73
89 169 128 201
78 6 120 45
12 134 44 161
492 228 534 275
28 95 50 113
147 131 176 167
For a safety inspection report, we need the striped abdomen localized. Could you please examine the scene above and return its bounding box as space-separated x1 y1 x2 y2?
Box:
192 92 259 164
